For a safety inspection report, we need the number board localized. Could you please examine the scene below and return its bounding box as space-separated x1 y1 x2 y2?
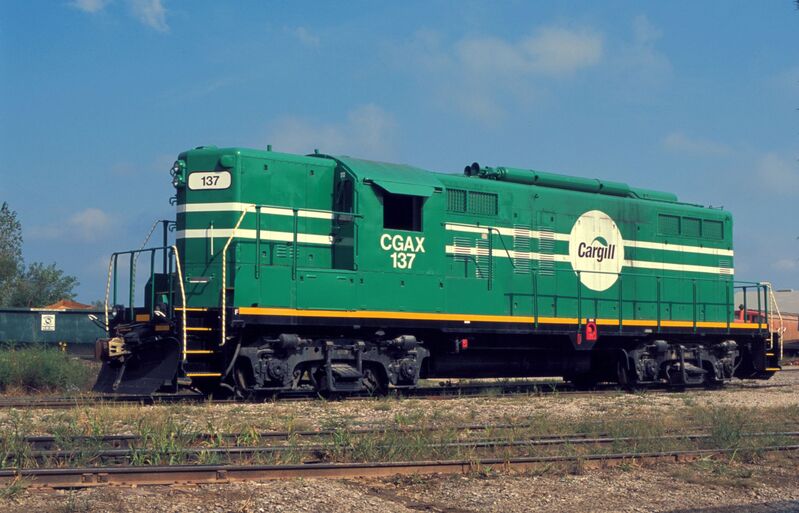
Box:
188 171 232 190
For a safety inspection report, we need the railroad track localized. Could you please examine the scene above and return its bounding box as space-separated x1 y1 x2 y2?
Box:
0 375 792 410
9 421 570 450
11 419 799 451
3 444 797 489
7 431 799 467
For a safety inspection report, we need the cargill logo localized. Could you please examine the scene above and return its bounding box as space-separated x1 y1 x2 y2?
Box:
577 236 616 263
568 210 625 292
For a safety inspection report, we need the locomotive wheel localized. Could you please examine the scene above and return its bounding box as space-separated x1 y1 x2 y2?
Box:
616 357 639 390
362 366 389 396
310 367 342 400
702 367 724 389
233 361 256 399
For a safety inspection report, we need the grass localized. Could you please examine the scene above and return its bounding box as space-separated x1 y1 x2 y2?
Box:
0 387 797 471
0 476 28 501
0 344 94 393
0 404 796 470
670 458 758 489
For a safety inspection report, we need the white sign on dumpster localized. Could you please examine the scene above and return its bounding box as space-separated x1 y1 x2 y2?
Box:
41 314 56 331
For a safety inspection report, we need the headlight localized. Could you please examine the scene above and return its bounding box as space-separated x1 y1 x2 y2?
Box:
170 160 186 187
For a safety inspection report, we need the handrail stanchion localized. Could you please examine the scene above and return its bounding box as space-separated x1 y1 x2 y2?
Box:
488 228 493 291
170 245 187 362
149 250 156 316
692 280 697 333
161 220 169 274
742 285 747 323
656 277 661 331
725 281 730 333
577 271 582 333
292 209 299 281
168 251 174 318
756 286 762 334
103 254 116 333
255 206 261 279
112 254 119 306
762 283 770 345
618 274 623 334
533 271 539 329
129 253 135 321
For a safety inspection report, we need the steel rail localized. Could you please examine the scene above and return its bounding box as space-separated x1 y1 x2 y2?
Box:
11 422 587 451
4 445 798 489
12 422 799 452
9 431 799 467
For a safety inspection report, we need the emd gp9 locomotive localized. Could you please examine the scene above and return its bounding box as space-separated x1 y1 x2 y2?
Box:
93 146 782 395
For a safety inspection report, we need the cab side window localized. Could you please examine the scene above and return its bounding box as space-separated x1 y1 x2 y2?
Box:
383 193 423 231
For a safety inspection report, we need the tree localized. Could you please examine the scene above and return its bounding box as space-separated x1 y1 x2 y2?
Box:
0 202 79 307
8 262 79 308
0 202 23 306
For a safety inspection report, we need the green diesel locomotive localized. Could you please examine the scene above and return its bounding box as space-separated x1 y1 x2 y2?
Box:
93 146 781 395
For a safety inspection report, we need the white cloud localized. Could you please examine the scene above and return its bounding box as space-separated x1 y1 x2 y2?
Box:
523 27 604 75
290 27 320 47
70 0 110 13
397 25 602 123
755 153 799 196
265 104 397 160
662 132 732 156
773 258 798 271
456 26 603 76
632 14 662 45
128 0 168 32
615 15 671 87
70 0 168 32
29 208 113 242
68 208 113 241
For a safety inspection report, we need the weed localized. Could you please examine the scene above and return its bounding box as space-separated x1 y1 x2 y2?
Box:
570 457 586 475
671 458 758 489
617 461 634 472
0 344 93 393
705 407 748 449
392 409 425 427
372 400 392 412
0 476 28 501
59 491 91 513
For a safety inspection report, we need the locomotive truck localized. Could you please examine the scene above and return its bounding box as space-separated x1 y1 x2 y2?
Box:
93 146 782 396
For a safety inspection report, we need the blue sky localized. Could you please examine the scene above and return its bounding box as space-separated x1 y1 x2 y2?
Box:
1 1 797 302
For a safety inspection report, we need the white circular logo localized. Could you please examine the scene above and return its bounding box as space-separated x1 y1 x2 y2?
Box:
568 210 624 291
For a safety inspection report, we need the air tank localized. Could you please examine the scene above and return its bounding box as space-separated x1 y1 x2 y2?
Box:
465 164 676 202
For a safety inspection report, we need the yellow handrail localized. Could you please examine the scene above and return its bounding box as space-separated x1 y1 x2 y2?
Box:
103 255 114 333
763 282 785 357
220 207 254 347
171 245 188 361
